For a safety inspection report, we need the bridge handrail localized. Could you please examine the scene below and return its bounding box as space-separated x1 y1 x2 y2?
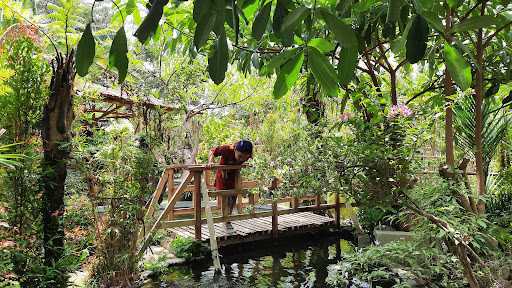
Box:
137 163 347 255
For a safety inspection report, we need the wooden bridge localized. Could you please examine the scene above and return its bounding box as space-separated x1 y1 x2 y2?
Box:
138 164 352 254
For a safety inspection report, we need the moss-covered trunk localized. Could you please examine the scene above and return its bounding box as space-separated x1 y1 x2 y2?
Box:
41 51 75 269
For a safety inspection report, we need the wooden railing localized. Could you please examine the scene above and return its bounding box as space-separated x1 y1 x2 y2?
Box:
138 164 347 254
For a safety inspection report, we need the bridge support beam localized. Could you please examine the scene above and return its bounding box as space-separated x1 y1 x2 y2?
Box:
194 171 202 241
335 192 340 230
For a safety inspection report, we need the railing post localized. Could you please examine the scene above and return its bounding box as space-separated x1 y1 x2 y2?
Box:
234 169 242 213
292 196 299 211
193 170 202 241
316 194 321 208
248 193 255 215
167 169 175 220
272 201 278 239
335 192 340 230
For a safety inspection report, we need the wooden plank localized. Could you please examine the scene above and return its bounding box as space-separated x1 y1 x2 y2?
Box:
143 170 168 219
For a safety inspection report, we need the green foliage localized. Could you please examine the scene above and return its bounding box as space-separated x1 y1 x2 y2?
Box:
252 2 271 41
78 122 157 285
443 44 472 91
134 0 168 43
454 94 510 178
170 236 210 261
327 241 467 287
308 46 338 97
208 32 229 84
75 22 95 77
108 27 129 84
273 50 303 99
406 15 429 64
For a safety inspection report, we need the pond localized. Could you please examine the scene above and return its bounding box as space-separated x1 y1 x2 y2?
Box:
142 230 364 288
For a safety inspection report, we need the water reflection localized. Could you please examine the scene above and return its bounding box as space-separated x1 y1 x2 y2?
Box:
147 232 355 288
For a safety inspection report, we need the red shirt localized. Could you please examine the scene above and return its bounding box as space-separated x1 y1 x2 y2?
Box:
211 145 245 190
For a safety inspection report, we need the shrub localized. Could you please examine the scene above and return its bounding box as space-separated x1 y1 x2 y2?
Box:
170 236 210 261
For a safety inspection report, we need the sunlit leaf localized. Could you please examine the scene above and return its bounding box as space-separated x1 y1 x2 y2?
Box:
452 16 500 33
308 46 338 97
308 38 335 53
273 51 304 99
443 44 471 91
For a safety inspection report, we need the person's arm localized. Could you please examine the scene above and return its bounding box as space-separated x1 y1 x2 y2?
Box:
207 149 216 166
207 146 221 168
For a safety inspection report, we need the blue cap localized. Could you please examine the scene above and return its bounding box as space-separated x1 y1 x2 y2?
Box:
235 140 253 155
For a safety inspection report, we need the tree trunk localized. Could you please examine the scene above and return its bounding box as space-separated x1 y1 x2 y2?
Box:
444 7 455 168
474 3 487 213
41 51 75 269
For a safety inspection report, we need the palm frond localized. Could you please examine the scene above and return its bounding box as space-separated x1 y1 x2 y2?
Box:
454 95 510 179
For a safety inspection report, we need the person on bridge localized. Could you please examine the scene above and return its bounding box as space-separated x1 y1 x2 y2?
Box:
208 140 253 228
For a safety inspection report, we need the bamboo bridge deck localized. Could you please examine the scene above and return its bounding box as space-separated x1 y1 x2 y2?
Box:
138 164 353 254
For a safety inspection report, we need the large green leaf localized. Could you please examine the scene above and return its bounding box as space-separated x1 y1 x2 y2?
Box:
252 1 272 40
273 51 304 99
386 0 401 24
208 32 229 84
308 38 335 53
109 27 129 84
308 46 339 97
194 11 216 49
193 0 212 22
134 0 168 43
260 48 300 75
413 0 443 33
338 47 358 85
444 44 472 91
452 15 500 33
213 0 226 35
319 9 357 48
280 6 309 36
406 14 429 64
75 23 95 77
272 0 288 34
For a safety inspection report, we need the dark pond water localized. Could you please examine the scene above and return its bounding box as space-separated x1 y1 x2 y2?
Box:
143 230 363 288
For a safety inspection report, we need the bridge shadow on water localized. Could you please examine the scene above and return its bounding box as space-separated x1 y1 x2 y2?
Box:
143 229 383 288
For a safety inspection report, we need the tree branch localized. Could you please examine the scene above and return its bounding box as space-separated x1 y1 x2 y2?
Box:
483 21 512 48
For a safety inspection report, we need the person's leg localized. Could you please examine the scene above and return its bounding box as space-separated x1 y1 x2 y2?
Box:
225 195 237 229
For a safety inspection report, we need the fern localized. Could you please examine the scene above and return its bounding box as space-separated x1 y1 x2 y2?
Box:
43 0 87 48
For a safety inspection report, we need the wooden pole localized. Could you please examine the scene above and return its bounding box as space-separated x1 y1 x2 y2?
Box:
234 170 242 213
248 193 255 215
200 174 221 272
335 192 340 230
292 196 299 211
167 169 175 221
316 194 321 208
193 171 202 241
272 201 278 239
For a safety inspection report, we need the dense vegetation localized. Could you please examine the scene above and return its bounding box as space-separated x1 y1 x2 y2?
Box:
0 0 511 287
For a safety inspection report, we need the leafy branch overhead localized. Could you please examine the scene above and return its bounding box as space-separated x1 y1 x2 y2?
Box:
74 0 512 100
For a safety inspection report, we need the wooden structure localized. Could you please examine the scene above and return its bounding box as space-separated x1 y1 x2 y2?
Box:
138 164 350 254
81 86 180 123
